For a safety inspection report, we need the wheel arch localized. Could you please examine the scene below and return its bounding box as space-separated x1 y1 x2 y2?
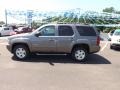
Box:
12 43 30 53
71 44 90 53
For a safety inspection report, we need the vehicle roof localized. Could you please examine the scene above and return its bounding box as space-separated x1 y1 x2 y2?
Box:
45 23 93 27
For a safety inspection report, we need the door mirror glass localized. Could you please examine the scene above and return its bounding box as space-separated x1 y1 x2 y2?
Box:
35 31 41 37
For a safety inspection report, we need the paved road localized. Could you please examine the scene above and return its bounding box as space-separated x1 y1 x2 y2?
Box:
0 38 120 90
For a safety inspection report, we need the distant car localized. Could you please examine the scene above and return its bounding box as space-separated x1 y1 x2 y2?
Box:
108 30 115 41
110 29 120 49
15 27 32 34
0 27 14 37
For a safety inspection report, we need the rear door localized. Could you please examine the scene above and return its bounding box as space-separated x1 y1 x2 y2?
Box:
56 25 75 53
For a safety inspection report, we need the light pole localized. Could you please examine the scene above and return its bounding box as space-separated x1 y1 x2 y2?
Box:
5 9 8 26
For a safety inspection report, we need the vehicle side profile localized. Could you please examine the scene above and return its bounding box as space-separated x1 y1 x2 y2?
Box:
110 29 120 49
7 24 100 61
0 27 14 36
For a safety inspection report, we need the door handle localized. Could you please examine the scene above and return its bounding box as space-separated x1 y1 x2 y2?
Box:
49 39 55 41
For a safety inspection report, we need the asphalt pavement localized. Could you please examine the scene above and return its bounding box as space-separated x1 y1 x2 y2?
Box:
0 34 120 90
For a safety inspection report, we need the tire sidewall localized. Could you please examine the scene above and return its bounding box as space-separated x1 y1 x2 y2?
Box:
13 45 29 60
72 47 87 61
110 44 113 49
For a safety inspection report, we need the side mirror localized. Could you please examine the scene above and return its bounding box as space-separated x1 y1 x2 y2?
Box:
35 32 41 37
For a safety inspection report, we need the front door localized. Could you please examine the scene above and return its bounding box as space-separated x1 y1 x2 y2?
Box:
32 25 57 52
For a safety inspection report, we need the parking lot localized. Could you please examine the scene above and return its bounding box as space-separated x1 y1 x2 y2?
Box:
0 36 120 90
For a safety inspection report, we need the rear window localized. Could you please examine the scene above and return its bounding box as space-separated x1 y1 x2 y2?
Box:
76 26 96 36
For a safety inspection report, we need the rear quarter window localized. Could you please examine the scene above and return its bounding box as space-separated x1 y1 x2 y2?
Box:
76 26 96 36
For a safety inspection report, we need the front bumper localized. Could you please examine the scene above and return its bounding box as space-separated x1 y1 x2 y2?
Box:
111 43 120 48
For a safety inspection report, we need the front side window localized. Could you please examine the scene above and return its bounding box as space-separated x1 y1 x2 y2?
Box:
58 26 74 36
39 26 55 36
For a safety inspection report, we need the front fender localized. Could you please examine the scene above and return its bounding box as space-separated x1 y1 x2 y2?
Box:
10 37 32 52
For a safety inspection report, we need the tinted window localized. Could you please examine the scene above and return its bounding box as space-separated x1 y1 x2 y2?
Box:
4 28 10 30
114 31 120 36
40 26 55 36
76 26 96 36
110 30 115 36
58 26 74 36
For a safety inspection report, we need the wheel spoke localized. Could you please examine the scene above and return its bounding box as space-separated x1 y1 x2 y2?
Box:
75 49 86 61
16 48 26 59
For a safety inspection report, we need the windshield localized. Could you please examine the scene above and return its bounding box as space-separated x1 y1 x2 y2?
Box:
114 31 120 36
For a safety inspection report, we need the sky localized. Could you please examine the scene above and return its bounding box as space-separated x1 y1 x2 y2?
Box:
0 0 120 23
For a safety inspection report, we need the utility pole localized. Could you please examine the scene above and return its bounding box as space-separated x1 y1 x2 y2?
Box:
5 9 8 26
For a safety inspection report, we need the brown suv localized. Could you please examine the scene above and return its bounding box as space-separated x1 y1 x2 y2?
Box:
7 24 100 61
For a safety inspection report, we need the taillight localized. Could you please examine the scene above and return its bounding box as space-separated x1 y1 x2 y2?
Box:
96 36 100 46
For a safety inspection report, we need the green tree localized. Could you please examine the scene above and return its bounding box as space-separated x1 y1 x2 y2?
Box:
103 7 115 13
0 21 5 25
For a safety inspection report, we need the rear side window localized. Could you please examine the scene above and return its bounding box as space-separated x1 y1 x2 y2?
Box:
76 26 96 36
58 26 74 36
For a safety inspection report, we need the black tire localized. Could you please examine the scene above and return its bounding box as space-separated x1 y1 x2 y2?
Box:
110 45 113 49
0 33 1 37
71 47 88 62
13 45 30 60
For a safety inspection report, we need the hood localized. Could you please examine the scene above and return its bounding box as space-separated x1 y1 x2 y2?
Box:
112 35 120 39
8 33 31 41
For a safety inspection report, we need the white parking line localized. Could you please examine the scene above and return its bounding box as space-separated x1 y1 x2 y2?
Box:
100 42 108 52
100 41 110 43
